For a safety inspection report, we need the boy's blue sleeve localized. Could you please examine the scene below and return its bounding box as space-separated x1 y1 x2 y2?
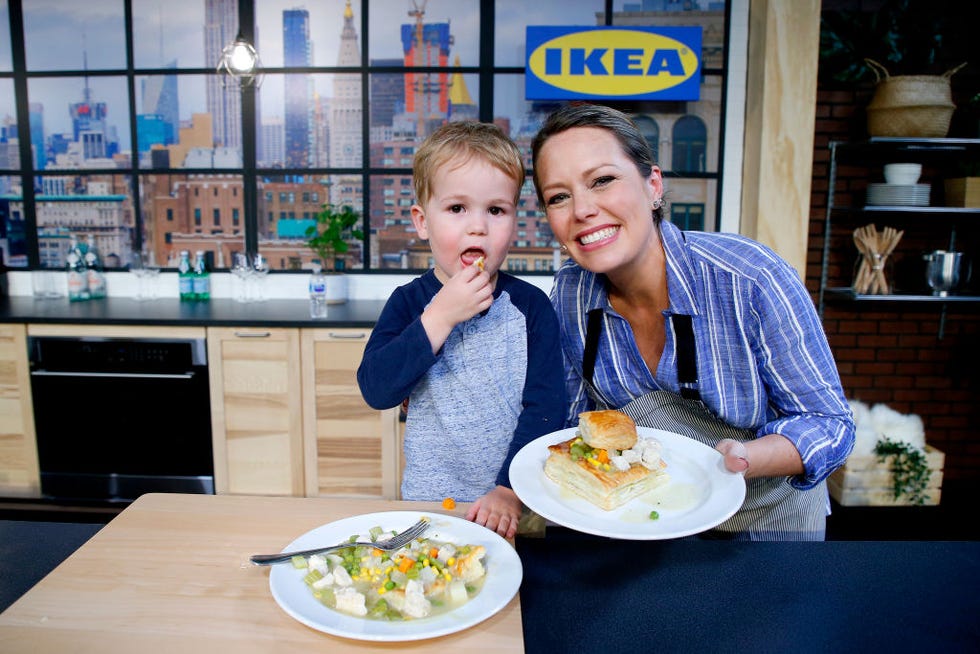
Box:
356 286 438 410
495 287 568 488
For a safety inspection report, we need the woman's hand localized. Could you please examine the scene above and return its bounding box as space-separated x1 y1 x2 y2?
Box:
716 438 750 474
465 485 522 539
716 434 806 479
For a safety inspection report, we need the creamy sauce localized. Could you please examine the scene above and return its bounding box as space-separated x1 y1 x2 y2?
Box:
619 482 703 523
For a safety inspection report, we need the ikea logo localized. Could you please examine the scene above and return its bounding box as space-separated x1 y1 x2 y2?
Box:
526 26 702 101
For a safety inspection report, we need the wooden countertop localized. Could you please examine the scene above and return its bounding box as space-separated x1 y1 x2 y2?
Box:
0 493 523 653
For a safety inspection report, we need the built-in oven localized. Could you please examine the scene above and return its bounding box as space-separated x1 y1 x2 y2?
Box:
29 336 214 502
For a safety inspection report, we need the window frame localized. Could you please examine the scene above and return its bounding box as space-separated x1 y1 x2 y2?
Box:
1 0 736 272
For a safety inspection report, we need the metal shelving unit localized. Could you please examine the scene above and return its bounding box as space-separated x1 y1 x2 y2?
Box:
818 138 980 337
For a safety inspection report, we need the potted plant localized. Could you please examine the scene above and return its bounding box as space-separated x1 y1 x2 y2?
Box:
305 203 364 304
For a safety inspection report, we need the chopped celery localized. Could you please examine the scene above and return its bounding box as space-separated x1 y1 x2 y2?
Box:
291 555 308 569
369 525 384 541
303 569 323 586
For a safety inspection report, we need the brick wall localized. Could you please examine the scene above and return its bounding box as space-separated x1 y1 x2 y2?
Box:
808 87 980 482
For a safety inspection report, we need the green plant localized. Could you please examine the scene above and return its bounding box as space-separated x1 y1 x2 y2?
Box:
873 436 930 505
305 203 364 272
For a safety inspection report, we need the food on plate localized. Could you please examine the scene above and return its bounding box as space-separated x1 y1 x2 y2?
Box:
441 497 456 510
544 410 670 510
294 524 487 621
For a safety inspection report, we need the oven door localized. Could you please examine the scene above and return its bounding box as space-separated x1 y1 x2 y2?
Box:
31 364 214 502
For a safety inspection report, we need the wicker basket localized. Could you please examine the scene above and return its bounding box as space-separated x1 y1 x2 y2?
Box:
864 59 965 138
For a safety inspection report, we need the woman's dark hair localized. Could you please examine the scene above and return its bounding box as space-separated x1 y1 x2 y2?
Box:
531 103 664 222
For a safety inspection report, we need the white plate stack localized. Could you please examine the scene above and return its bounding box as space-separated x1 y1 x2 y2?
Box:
866 182 931 206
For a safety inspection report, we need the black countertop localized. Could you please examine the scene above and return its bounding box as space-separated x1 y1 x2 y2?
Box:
0 295 386 327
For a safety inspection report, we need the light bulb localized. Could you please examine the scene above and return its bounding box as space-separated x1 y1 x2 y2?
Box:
229 42 256 73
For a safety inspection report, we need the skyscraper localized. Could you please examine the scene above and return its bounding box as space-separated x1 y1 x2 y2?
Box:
283 8 312 168
331 0 362 170
141 59 179 148
401 13 451 137
204 0 240 150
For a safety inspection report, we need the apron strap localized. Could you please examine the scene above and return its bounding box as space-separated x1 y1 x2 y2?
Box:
583 309 604 385
582 308 701 401
672 313 701 401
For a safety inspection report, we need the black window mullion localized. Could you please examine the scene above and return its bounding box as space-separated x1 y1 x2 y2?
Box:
478 0 494 123
8 0 39 268
241 0 258 259
124 0 142 256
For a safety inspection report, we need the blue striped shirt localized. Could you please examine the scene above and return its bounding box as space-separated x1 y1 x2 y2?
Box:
550 220 854 489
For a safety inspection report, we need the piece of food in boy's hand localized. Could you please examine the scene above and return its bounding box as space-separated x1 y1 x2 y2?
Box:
474 256 485 271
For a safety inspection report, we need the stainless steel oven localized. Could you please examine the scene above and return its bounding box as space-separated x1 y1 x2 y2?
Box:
29 336 214 502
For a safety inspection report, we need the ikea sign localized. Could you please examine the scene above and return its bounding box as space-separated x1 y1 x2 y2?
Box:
525 26 702 101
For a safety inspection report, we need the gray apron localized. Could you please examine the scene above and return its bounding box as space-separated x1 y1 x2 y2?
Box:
582 309 828 541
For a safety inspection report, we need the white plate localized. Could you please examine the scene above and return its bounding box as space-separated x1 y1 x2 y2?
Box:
509 427 746 539
269 511 522 642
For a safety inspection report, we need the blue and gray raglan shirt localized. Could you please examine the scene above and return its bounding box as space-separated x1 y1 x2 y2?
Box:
357 270 567 502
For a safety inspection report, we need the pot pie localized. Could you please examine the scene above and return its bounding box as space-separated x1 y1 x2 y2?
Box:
544 410 669 510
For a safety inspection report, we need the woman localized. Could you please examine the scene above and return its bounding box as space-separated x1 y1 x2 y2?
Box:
531 104 854 540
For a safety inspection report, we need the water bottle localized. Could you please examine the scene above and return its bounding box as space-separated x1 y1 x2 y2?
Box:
309 262 328 318
178 250 194 301
83 235 106 299
192 250 210 301
66 245 88 302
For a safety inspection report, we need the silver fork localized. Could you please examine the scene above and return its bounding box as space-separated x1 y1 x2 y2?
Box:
249 517 430 565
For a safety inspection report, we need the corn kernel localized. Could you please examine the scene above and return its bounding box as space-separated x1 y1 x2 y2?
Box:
443 572 452 581
447 557 455 566
378 586 386 595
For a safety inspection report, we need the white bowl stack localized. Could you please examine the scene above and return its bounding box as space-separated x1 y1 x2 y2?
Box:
867 163 929 206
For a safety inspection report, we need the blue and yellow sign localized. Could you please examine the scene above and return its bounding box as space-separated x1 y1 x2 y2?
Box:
525 26 702 101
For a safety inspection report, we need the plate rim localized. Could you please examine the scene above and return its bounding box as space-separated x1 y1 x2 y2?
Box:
268 510 522 642
509 426 747 540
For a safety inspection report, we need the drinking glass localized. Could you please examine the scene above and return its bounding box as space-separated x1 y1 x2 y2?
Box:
231 253 252 302
253 254 270 302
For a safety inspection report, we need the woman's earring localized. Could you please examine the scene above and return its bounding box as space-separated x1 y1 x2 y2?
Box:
559 244 568 253
652 197 663 210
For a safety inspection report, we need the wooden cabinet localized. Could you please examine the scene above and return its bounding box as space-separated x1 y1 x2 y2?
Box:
207 327 304 496
301 328 400 499
0 324 39 496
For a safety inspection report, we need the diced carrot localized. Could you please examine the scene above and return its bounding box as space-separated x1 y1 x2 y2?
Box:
596 449 609 464
429 547 439 559
397 557 415 573
442 497 456 510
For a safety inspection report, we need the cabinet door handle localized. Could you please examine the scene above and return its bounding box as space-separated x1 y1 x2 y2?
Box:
328 332 366 340
233 331 272 338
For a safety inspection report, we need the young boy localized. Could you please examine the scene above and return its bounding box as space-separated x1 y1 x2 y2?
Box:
357 121 566 538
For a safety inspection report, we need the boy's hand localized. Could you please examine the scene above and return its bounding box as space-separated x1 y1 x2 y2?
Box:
421 264 492 353
465 485 522 539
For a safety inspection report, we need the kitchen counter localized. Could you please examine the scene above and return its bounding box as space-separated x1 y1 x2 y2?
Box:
0 295 386 327
0 494 523 652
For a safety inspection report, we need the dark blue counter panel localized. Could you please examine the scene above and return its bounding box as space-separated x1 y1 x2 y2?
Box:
516 529 980 654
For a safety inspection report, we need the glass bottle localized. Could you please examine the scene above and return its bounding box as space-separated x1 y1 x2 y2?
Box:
83 235 106 299
178 250 194 301
309 262 328 318
192 250 210 301
66 235 88 302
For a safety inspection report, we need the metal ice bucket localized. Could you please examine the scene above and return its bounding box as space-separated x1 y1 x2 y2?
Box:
923 250 967 296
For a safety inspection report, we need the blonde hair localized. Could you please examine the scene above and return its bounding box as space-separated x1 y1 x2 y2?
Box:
413 121 525 207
